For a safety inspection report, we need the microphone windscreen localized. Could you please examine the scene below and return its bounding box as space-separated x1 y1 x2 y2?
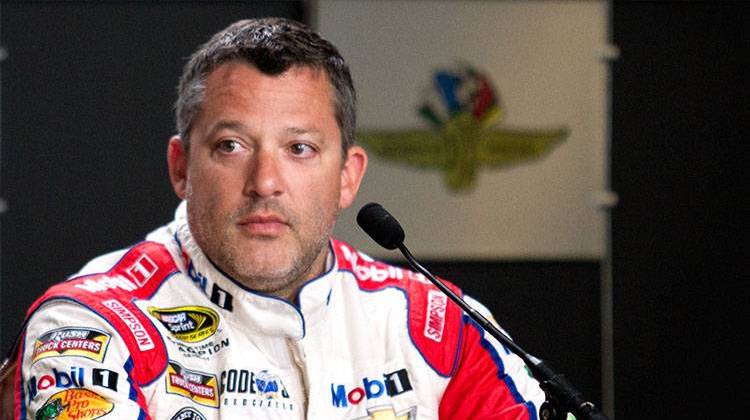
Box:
356 203 405 250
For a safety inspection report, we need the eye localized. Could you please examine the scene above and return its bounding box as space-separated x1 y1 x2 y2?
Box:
216 139 243 154
289 143 316 157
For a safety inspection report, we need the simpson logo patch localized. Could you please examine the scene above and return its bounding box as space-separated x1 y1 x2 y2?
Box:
148 306 219 343
101 299 155 351
32 327 111 364
35 388 114 420
166 361 219 407
424 290 447 342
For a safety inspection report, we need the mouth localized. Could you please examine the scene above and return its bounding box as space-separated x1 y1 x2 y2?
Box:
237 213 289 236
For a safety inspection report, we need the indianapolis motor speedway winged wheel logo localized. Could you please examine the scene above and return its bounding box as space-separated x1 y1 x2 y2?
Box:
357 64 569 192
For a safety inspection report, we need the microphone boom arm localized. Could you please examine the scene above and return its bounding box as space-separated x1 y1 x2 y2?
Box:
397 243 608 420
356 202 608 419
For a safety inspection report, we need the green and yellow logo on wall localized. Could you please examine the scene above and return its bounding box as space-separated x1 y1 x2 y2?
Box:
358 65 569 192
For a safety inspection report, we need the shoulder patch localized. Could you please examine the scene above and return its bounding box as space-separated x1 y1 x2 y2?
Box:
171 407 207 420
31 326 111 365
37 388 114 419
333 239 463 377
24 241 177 385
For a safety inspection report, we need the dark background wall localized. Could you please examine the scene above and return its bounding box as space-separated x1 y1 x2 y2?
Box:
1 2 744 419
611 2 744 418
0 0 305 348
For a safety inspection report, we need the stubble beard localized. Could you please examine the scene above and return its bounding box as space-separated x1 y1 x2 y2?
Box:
186 189 337 299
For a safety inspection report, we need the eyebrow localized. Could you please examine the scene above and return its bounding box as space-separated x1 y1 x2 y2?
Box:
207 120 249 137
285 126 322 138
206 120 323 140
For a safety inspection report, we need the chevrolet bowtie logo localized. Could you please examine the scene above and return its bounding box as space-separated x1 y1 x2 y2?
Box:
357 65 569 192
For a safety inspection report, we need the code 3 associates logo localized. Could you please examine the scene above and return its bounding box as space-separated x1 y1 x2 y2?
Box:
331 369 413 408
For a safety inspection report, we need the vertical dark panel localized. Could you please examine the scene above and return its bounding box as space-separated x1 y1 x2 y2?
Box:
612 3 744 418
426 260 602 408
0 2 304 354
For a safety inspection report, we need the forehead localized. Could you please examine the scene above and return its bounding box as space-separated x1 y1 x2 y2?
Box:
204 60 334 103
193 61 340 141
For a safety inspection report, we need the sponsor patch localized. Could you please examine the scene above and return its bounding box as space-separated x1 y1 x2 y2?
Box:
331 369 413 408
210 283 233 311
101 299 155 351
166 361 219 407
173 338 230 360
170 407 207 420
424 290 447 342
32 328 111 364
35 388 113 420
255 370 286 400
219 368 294 411
73 253 157 294
148 306 219 343
186 260 234 311
26 367 118 404
368 407 416 420
125 254 158 287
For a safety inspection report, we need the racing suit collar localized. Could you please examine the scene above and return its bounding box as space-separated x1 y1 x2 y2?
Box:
170 201 336 340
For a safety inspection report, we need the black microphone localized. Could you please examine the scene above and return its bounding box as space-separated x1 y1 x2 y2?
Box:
356 202 404 249
356 202 609 420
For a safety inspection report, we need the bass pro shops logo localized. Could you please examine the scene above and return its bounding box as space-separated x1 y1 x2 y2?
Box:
32 327 111 364
148 306 219 343
35 388 114 420
166 361 219 408
331 368 413 408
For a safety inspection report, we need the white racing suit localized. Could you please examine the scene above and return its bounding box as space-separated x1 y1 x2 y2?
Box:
9 204 544 419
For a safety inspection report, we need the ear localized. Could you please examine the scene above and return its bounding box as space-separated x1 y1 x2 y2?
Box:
167 135 189 199
339 146 368 210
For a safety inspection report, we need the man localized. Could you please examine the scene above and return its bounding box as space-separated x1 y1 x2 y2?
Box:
2 18 544 419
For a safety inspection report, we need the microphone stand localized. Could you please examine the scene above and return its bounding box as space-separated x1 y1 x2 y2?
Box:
397 243 609 420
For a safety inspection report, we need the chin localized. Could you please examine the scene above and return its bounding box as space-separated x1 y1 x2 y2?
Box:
234 258 296 284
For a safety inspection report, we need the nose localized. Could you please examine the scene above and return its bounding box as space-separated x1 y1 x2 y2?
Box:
244 149 283 198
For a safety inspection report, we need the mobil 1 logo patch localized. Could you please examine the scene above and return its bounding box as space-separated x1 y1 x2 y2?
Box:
331 368 413 408
26 366 118 404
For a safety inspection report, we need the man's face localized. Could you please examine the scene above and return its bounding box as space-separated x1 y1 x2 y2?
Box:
167 61 366 299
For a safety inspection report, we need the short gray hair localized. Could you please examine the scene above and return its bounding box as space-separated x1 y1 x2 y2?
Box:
175 18 356 155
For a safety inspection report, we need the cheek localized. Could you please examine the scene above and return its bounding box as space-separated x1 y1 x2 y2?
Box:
318 168 344 202
295 171 341 214
187 160 236 197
